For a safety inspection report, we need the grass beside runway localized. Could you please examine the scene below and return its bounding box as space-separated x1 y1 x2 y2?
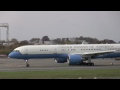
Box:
0 69 120 79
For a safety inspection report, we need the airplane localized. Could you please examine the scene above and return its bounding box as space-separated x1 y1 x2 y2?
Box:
8 44 120 67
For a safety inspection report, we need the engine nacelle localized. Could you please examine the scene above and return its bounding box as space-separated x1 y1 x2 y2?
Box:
68 54 83 65
54 58 67 63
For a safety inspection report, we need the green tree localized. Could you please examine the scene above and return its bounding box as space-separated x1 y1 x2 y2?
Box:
42 36 50 44
19 40 29 45
11 38 18 43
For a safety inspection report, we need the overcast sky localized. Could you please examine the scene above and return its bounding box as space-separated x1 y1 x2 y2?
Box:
0 11 120 42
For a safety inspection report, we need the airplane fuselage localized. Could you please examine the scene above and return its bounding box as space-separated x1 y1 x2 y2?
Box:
9 44 120 59
8 44 120 66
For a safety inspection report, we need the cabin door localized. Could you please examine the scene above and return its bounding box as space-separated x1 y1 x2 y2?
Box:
54 46 58 54
54 48 57 54
24 49 28 55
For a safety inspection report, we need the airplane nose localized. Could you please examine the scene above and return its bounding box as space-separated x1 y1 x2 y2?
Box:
8 52 13 58
8 51 23 59
8 51 18 58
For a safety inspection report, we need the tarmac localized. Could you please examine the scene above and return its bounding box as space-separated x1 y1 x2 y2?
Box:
0 58 120 71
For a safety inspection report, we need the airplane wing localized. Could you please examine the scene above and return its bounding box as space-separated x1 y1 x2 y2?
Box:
83 50 116 55
73 50 116 57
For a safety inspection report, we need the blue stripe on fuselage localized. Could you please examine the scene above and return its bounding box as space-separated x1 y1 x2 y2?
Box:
23 54 68 59
8 51 68 59
8 51 120 60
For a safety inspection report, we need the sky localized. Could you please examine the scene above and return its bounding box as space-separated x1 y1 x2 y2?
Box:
0 11 120 42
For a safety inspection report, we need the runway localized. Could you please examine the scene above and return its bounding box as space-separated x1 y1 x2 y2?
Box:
0 58 120 71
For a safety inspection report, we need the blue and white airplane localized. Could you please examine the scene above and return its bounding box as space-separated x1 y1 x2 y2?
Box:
8 44 120 67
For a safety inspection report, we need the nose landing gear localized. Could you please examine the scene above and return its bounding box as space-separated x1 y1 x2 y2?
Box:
25 60 30 67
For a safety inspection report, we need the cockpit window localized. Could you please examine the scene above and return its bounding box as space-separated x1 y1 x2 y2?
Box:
14 50 19 52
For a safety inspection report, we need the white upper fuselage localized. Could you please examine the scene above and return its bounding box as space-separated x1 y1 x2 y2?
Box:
14 44 120 55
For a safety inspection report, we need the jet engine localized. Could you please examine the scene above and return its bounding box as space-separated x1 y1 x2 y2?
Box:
67 54 83 65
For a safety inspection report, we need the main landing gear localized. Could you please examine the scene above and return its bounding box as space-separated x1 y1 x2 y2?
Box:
79 62 94 66
25 60 30 67
79 57 94 66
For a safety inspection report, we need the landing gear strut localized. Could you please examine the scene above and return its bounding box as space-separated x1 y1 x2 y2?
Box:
87 57 94 66
79 57 94 66
26 60 30 67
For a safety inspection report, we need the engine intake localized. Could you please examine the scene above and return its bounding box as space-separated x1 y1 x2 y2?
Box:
68 54 82 65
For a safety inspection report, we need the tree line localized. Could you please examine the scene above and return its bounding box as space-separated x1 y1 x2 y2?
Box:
0 36 117 55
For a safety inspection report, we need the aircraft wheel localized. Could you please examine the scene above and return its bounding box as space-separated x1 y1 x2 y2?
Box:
79 63 82 66
26 64 30 67
87 63 90 66
83 62 87 66
91 63 94 66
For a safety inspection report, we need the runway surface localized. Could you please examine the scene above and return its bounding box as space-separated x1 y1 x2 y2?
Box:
0 58 120 71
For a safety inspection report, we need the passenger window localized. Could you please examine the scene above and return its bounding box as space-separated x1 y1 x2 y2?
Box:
14 50 19 52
